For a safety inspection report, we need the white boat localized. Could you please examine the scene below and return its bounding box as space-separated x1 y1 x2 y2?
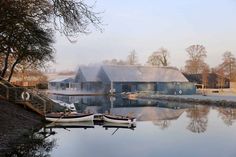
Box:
103 121 136 129
103 114 136 124
46 121 94 128
45 112 94 123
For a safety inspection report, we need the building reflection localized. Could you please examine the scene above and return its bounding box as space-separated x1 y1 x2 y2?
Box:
65 96 191 129
186 106 210 133
218 107 236 126
49 95 218 132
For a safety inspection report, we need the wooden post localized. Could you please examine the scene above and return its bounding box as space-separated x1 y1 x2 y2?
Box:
110 81 114 95
110 96 114 108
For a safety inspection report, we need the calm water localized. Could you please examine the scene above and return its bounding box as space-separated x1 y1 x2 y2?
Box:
10 96 236 157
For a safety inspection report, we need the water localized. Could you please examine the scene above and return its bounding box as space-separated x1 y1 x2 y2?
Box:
9 96 236 157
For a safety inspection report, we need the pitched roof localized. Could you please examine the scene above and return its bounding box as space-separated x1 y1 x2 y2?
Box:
79 66 101 82
102 65 188 82
49 77 74 83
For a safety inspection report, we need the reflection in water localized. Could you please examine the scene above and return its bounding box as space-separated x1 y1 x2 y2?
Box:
153 120 171 130
6 96 236 157
218 108 236 126
186 106 210 133
49 95 199 131
6 131 56 157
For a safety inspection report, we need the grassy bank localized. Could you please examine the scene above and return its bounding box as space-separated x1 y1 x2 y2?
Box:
134 93 236 107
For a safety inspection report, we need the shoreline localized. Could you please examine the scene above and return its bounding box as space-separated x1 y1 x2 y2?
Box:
134 93 236 107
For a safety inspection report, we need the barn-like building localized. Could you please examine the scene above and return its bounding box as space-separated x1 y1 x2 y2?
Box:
74 65 196 95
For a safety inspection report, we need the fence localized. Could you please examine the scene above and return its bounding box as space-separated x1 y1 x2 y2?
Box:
0 77 52 116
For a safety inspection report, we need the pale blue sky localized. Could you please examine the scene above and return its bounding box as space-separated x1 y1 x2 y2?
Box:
53 0 236 71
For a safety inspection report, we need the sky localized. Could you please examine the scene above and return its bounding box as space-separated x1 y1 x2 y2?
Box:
52 0 236 71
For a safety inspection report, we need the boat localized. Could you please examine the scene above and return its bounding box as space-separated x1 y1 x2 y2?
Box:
103 122 136 129
45 121 95 129
103 114 136 124
45 112 94 123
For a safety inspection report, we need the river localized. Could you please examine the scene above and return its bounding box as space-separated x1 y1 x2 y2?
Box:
7 96 236 157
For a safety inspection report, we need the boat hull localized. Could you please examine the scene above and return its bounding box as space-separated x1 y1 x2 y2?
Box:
46 121 94 128
46 114 94 123
103 122 136 129
103 115 136 124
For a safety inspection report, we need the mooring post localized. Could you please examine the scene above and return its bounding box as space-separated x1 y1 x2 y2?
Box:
110 81 114 95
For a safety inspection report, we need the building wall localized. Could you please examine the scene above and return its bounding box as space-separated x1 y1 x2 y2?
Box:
81 82 104 92
156 82 196 95
137 83 156 91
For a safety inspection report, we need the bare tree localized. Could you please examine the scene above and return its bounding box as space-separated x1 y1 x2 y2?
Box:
127 50 139 65
202 65 210 93
147 47 170 67
184 45 207 74
216 68 225 90
218 51 236 81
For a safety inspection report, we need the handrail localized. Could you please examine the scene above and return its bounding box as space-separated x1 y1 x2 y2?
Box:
0 77 61 115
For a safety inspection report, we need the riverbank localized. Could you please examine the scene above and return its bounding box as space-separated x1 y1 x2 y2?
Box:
0 99 44 156
134 93 236 107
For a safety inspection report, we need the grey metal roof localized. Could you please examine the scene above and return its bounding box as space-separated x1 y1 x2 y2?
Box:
49 77 74 83
102 65 189 82
79 66 101 82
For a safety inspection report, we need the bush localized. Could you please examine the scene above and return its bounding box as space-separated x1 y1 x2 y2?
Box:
36 83 48 89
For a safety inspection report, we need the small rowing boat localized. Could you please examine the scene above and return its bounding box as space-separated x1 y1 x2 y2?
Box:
103 122 136 129
103 114 136 124
45 112 94 123
45 121 94 128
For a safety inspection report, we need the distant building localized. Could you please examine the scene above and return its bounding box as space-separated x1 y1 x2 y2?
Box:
74 65 196 95
48 77 77 91
184 73 230 89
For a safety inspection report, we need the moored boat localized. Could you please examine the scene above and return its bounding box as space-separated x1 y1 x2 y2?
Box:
103 121 136 129
45 121 94 128
103 114 136 124
45 112 94 123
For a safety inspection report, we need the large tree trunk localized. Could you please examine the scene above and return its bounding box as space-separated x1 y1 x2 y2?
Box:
7 59 19 82
1 49 10 78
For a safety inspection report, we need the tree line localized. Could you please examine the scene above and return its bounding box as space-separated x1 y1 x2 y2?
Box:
103 45 236 82
103 47 170 67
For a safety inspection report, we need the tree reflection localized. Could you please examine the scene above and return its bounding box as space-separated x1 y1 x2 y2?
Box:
6 130 56 157
186 106 210 133
153 120 171 130
218 108 236 126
